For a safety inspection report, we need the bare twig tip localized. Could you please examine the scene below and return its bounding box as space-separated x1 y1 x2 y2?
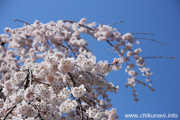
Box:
171 57 174 60
151 88 155 91
134 98 139 102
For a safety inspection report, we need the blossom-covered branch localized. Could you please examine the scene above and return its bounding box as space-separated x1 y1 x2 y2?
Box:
0 18 171 120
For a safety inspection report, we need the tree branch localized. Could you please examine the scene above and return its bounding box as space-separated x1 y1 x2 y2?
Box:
64 39 77 59
135 37 168 45
67 72 84 120
63 20 94 31
3 105 16 120
14 19 30 25
143 56 174 60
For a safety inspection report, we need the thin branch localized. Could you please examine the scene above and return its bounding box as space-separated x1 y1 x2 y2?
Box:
63 20 94 31
67 82 75 100
135 37 168 45
14 19 29 25
29 69 33 85
3 105 16 120
30 102 44 120
77 99 84 120
15 80 25 92
37 110 43 120
64 39 77 59
24 71 30 90
80 97 92 106
16 69 30 92
67 72 84 120
135 79 155 92
106 40 122 53
83 111 93 120
131 33 155 35
33 78 50 86
0 86 3 92
106 40 114 47
109 20 124 26
0 91 5 101
67 72 76 86
143 56 174 60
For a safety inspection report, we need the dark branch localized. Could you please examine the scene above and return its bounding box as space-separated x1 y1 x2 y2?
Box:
77 99 84 120
67 72 84 120
33 78 50 86
135 37 168 45
63 20 94 31
109 20 124 26
29 69 33 85
67 72 76 86
24 70 30 90
14 19 30 25
64 39 77 58
3 105 16 120
131 33 155 35
143 56 174 60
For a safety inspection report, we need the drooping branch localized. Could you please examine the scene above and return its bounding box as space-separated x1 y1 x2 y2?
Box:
131 33 155 35
135 37 168 45
143 56 174 60
0 18 171 119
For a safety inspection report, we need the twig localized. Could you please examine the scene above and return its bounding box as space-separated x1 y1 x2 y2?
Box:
33 78 50 86
106 40 122 53
15 80 25 92
109 20 124 26
29 69 33 85
83 111 93 120
143 56 174 60
131 33 155 35
24 70 30 90
63 20 94 31
31 102 44 120
3 105 16 120
106 40 114 47
77 99 84 120
67 72 76 86
80 97 92 106
0 86 3 92
135 79 154 91
67 72 84 120
14 19 29 25
37 110 43 120
67 82 75 100
64 39 77 59
135 37 168 45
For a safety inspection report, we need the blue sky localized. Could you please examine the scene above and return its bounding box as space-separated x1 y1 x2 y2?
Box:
0 0 180 119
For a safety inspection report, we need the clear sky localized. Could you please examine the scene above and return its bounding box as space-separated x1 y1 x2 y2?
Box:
0 0 180 119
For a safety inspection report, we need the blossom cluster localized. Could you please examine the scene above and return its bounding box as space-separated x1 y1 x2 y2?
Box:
0 18 155 119
59 99 77 113
71 84 86 98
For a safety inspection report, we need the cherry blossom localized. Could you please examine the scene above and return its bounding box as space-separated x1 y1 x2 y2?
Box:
0 18 171 120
